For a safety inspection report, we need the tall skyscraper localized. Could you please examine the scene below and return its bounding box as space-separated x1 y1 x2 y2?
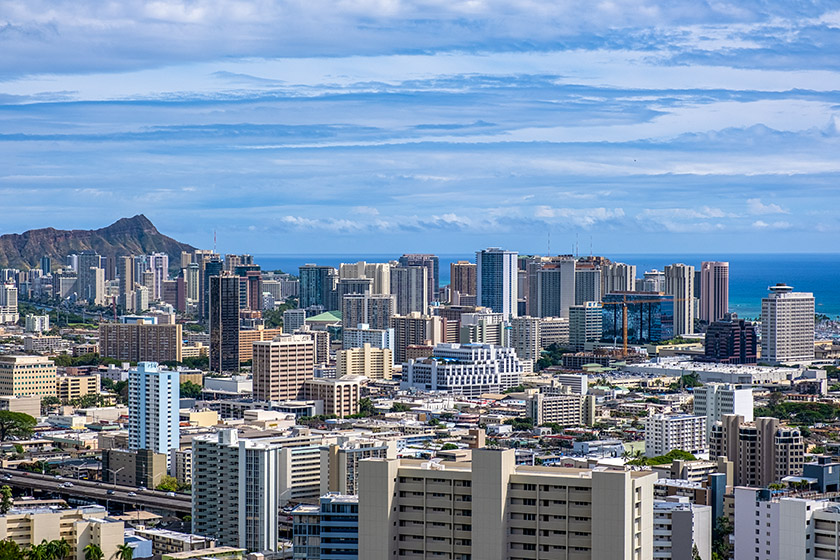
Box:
574 263 601 305
390 312 444 363
245 270 262 311
476 248 518 320
602 261 636 294
390 266 428 316
39 256 51 275
449 260 476 296
118 256 135 312
700 261 729 323
202 258 223 320
299 264 338 309
252 334 315 402
703 313 758 364
664 263 695 336
338 261 391 295
209 274 240 373
569 301 603 351
529 257 575 318
0 282 19 324
341 292 395 330
128 362 180 457
398 254 439 301
76 251 102 303
761 284 815 364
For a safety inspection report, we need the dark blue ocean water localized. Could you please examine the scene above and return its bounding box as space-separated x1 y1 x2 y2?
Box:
255 253 840 320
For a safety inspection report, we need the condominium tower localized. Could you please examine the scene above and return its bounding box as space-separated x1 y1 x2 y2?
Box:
209 273 240 373
760 284 815 364
699 261 729 324
664 263 695 336
128 362 180 456
476 248 518 320
252 334 315 402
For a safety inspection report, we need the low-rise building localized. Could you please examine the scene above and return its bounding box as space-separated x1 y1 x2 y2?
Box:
0 355 57 398
292 494 359 560
57 373 100 403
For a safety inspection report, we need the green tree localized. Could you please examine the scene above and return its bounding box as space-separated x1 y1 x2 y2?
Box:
358 398 376 417
156 475 180 493
40 396 60 415
440 443 458 451
47 539 70 560
180 381 203 399
712 515 733 559
83 543 104 560
25 541 50 560
0 411 37 442
116 544 134 560
390 403 411 413
0 485 12 514
0 540 24 560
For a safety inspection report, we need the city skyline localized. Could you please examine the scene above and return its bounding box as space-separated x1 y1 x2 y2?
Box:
1 2 839 253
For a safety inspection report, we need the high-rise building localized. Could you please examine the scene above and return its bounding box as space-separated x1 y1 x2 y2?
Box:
302 376 362 418
339 261 391 295
341 292 395 330
359 448 657 560
99 321 183 363
0 355 57 397
118 256 136 312
644 414 707 458
401 343 523 396
653 497 712 560
76 251 102 303
602 291 674 344
209 274 240 373
568 301 603 351
693 383 753 438
761 284 815 364
148 252 169 300
390 312 444 363
449 260 476 296
252 334 315 402
699 261 729 324
39 256 51 275
528 257 575 318
476 248 518 319
0 282 19 324
283 308 307 334
602 262 636 295
299 264 338 309
201 258 223 320
398 254 439 301
703 313 758 364
574 263 601 305
128 362 179 457
509 316 540 366
292 494 359 560
389 266 428 316
709 414 804 486
24 314 49 333
321 438 397 495
245 270 262 311
664 263 695 336
343 323 394 352
336 344 393 379
526 390 595 427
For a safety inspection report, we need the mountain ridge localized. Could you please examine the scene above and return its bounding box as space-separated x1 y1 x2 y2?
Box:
0 215 196 270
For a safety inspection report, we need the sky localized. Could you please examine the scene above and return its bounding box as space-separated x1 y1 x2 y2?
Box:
1 1 839 254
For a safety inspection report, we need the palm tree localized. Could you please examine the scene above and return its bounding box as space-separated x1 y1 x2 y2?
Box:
25 541 49 560
83 544 104 560
116 544 134 560
48 539 71 560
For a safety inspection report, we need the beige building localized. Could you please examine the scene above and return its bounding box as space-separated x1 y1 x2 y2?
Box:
0 504 124 560
99 322 183 363
391 313 444 363
526 391 595 427
179 372 204 386
252 334 315 402
321 437 397 495
359 448 656 560
179 409 219 427
302 376 362 418
102 448 168 488
336 344 393 379
0 395 41 417
0 355 57 398
238 327 283 363
57 374 100 403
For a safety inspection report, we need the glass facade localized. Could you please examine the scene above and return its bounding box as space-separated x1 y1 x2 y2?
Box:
601 292 673 344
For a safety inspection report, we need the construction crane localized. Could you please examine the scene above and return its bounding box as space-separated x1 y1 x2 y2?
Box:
601 294 689 356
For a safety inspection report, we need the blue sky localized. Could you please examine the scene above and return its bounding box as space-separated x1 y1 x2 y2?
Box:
1 1 839 254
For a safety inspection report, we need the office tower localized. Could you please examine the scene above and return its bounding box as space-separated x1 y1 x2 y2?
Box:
568 301 603 351
244 270 261 311
185 262 200 303
602 292 674 344
359 448 657 560
201 258 223 320
509 316 540 366
450 260 476 296
703 313 758 364
252 334 315 401
390 313 444 363
664 263 695 336
162 277 186 312
401 343 523 396
398 254 439 301
283 308 307 334
653 498 712 560
709 415 804 486
639 269 665 292
528 257 575 318
146 252 168 300
761 284 815 364
292 494 359 559
40 256 51 275
293 325 330 365
209 274 240 373
0 282 19 324
390 266 428 316
699 261 729 323
343 323 394 352
693 383 753 438
299 264 338 309
302 376 362 417
128 362 179 456
574 263 601 305
476 247 518 319
99 321 183 363
339 261 390 295
341 292 395 330
118 256 135 312
337 344 393 379
644 414 707 457
602 262 636 294
75 251 101 302
192 429 281 552
526 390 595 427
0 355 57 397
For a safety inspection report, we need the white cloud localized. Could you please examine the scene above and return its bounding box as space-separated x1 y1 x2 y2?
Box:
747 198 788 215
752 220 791 229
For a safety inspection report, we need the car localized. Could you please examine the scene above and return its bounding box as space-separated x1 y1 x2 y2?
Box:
61 482 73 488
137 486 146 492
107 490 115 495
54 475 63 480
127 492 137 497
166 491 176 497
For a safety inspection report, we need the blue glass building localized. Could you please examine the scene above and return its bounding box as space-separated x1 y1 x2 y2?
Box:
602 291 674 344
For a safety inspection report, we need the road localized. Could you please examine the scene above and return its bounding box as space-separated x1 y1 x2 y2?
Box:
0 468 191 515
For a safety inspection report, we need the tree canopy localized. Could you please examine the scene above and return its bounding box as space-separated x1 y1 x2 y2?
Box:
0 411 37 442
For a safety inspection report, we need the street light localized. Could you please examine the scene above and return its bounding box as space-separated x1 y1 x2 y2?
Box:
106 467 125 488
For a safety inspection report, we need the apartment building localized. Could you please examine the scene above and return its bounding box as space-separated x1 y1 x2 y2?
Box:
0 355 57 397
693 383 753 438
237 327 284 363
336 344 393 379
99 322 183 363
302 376 362 418
652 497 712 560
252 334 315 402
359 448 656 560
292 494 359 560
321 437 397 495
526 391 595 427
57 373 100 403
644 414 707 458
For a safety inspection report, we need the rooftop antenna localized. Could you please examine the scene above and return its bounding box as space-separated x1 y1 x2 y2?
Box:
213 230 217 254
547 230 551 256
590 235 593 257
575 233 579 258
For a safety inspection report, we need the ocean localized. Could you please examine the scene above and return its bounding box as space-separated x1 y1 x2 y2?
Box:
254 253 840 320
